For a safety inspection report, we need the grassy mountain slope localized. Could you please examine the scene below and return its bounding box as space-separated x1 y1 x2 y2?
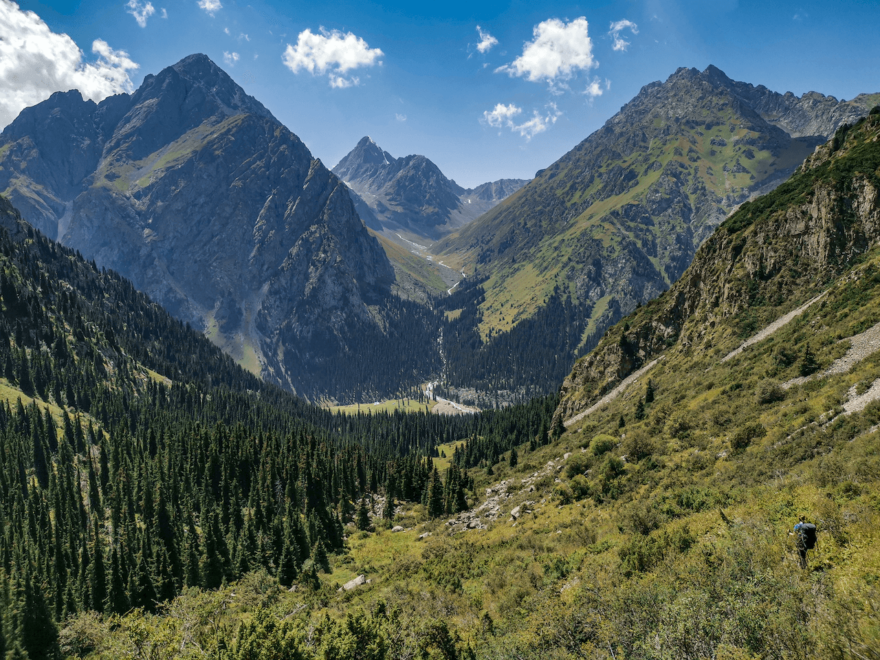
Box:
435 66 877 351
557 107 880 423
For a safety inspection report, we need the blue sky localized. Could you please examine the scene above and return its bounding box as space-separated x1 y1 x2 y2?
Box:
5 0 880 187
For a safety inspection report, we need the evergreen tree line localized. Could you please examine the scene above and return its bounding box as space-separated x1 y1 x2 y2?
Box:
278 290 444 403
435 277 594 399
0 391 462 658
451 394 560 470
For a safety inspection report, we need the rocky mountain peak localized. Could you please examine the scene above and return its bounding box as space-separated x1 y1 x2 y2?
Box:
0 53 419 401
332 138 527 241
108 53 276 162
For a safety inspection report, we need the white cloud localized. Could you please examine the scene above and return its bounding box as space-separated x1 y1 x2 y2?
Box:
198 0 221 16
395 113 407 122
161 8 167 18
475 26 498 54
609 19 638 52
126 0 154 27
584 79 603 97
0 0 138 129
484 102 521 128
239 33 249 41
282 28 383 89
223 51 239 66
497 17 596 85
329 74 358 88
224 27 230 35
482 102 560 140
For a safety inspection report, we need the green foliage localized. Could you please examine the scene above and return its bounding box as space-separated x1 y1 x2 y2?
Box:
731 423 767 453
589 433 617 456
800 345 820 377
756 379 785 404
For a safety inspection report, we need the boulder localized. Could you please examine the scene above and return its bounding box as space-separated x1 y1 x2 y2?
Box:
339 575 367 592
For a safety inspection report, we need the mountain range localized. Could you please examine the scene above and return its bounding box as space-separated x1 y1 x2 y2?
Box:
1 37 880 658
1 56 877 406
2 105 879 658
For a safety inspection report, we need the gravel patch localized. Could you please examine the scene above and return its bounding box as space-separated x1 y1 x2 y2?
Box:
784 321 880 389
564 357 663 427
721 292 827 363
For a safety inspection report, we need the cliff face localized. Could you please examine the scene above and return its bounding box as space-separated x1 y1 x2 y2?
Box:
0 54 418 401
556 109 880 422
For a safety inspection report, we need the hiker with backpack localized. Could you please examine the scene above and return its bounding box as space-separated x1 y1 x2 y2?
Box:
790 516 817 568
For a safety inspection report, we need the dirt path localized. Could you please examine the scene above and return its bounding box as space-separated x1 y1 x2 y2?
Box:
564 357 663 427
784 320 880 389
721 292 827 363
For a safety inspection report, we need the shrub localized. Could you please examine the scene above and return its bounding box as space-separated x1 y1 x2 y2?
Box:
773 346 797 368
622 430 655 462
569 475 591 500
730 423 766 452
590 434 617 456
664 411 693 439
756 379 785 404
620 500 665 536
553 482 574 505
565 452 592 478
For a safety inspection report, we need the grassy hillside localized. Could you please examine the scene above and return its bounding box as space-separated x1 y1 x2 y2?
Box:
434 68 878 366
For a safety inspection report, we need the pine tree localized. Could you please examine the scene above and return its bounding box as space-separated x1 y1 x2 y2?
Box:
426 468 445 519
800 346 819 377
19 569 58 659
509 446 518 468
278 519 300 588
87 518 107 613
644 379 655 404
356 497 371 531
311 540 329 574
105 546 128 614
634 398 646 421
131 551 157 611
200 509 227 589
382 495 395 521
183 526 201 589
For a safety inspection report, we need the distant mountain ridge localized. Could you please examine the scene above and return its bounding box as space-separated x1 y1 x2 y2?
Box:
0 54 438 401
332 136 528 242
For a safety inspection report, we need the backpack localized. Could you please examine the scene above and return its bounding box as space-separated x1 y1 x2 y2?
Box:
799 523 817 549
